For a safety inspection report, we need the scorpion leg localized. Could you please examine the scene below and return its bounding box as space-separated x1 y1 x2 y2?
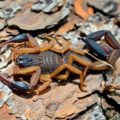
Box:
13 66 41 89
34 75 52 94
54 74 68 80
44 34 72 53
14 34 85 56
26 34 40 48
12 41 55 60
55 54 91 88
0 33 54 60
50 44 86 55
50 64 87 92
45 35 86 55
12 34 75 59
67 54 91 89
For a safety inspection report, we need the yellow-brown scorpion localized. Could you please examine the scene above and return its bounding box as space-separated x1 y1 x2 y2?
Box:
0 30 120 94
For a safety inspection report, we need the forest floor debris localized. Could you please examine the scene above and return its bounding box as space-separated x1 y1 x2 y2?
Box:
0 0 120 119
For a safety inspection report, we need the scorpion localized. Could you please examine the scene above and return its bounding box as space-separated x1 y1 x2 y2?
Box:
0 30 120 94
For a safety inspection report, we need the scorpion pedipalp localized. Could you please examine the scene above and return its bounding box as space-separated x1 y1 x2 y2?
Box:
12 81 30 92
84 30 120 61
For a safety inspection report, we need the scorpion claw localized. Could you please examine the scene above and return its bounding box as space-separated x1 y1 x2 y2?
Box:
84 38 107 59
0 75 29 93
0 34 28 47
9 33 28 43
12 81 29 92
87 30 108 40
88 30 120 49
84 30 120 59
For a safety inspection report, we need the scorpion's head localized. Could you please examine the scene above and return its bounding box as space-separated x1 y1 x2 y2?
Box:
16 54 33 67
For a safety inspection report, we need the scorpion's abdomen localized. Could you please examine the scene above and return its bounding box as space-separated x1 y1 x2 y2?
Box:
38 51 63 73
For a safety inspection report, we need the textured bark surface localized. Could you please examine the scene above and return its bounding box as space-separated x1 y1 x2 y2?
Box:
0 0 120 119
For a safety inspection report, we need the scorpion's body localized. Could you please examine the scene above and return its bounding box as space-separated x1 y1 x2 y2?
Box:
17 50 86 74
1 30 120 94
